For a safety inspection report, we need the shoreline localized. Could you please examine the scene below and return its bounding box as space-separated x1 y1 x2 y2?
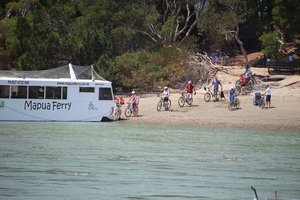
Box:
115 73 300 132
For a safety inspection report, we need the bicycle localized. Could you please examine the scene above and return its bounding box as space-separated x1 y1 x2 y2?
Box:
178 92 193 107
235 74 254 95
235 76 255 88
108 96 124 120
157 97 171 111
258 96 266 109
203 86 224 102
124 102 138 117
235 83 252 95
228 97 240 111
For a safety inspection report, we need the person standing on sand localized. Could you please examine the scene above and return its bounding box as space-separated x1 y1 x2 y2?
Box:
229 86 235 110
211 76 222 101
129 91 139 116
263 85 271 108
186 80 196 100
161 86 170 103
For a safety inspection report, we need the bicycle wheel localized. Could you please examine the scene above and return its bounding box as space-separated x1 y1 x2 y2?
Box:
235 86 241 95
178 96 185 107
216 91 220 101
114 109 121 120
245 84 252 93
204 92 211 102
249 78 255 87
234 98 240 110
165 99 171 110
235 80 241 88
133 107 138 117
125 108 132 117
228 102 234 111
260 101 265 109
157 101 162 111
187 97 193 106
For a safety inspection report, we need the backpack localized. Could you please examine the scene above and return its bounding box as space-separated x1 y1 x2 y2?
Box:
119 97 124 105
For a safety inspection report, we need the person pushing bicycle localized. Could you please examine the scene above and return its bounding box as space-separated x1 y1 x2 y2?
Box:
129 90 139 117
211 76 222 101
161 86 170 103
186 80 196 100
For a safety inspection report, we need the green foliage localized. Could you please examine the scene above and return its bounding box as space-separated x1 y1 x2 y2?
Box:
259 31 280 58
160 63 185 88
272 0 300 34
0 18 18 69
0 0 299 91
113 41 192 90
114 51 154 90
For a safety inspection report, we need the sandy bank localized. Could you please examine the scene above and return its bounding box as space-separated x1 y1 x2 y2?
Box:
116 70 300 131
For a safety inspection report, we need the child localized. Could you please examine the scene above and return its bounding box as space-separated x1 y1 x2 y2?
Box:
229 86 235 110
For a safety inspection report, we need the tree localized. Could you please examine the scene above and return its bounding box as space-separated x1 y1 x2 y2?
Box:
259 31 280 59
135 0 207 47
197 0 249 62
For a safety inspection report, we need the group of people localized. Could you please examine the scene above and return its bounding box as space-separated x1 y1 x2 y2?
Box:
229 65 271 109
159 76 223 108
121 65 272 117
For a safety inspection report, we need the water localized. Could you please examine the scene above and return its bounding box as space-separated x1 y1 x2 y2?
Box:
0 122 299 200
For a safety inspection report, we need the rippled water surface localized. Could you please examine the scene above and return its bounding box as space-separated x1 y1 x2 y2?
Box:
0 122 299 200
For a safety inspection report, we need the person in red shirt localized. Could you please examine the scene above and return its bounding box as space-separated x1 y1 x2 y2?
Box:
186 80 196 100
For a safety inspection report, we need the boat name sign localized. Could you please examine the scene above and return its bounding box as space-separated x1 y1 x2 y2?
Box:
24 100 72 111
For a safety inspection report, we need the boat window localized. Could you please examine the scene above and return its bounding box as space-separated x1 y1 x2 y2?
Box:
62 87 67 99
99 88 113 100
79 87 95 93
11 86 28 99
46 87 61 99
29 86 45 99
0 85 10 98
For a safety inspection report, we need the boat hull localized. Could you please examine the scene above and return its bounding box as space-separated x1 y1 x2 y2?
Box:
0 99 112 121
0 78 114 122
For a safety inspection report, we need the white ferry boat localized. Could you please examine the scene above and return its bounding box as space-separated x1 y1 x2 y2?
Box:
0 64 114 121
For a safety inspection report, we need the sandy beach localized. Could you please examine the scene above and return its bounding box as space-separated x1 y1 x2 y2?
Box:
117 68 300 131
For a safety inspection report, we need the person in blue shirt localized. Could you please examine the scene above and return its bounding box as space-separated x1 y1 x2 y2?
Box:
229 86 235 110
211 76 222 101
244 65 252 79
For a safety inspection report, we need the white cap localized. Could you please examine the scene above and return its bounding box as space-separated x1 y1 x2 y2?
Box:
188 80 192 84
164 86 168 90
231 86 234 89
132 91 135 94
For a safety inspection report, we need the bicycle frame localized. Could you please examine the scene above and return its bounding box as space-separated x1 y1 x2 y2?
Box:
178 92 193 107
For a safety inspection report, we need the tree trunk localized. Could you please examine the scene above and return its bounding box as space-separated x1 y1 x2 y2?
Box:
235 24 248 64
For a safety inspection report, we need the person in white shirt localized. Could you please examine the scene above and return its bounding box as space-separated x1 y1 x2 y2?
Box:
263 85 271 108
162 86 169 103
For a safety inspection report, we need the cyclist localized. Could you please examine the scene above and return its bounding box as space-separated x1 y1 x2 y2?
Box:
129 91 139 116
211 76 222 101
244 65 252 80
186 80 196 101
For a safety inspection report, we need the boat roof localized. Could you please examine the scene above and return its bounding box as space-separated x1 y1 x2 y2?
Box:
0 64 108 82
